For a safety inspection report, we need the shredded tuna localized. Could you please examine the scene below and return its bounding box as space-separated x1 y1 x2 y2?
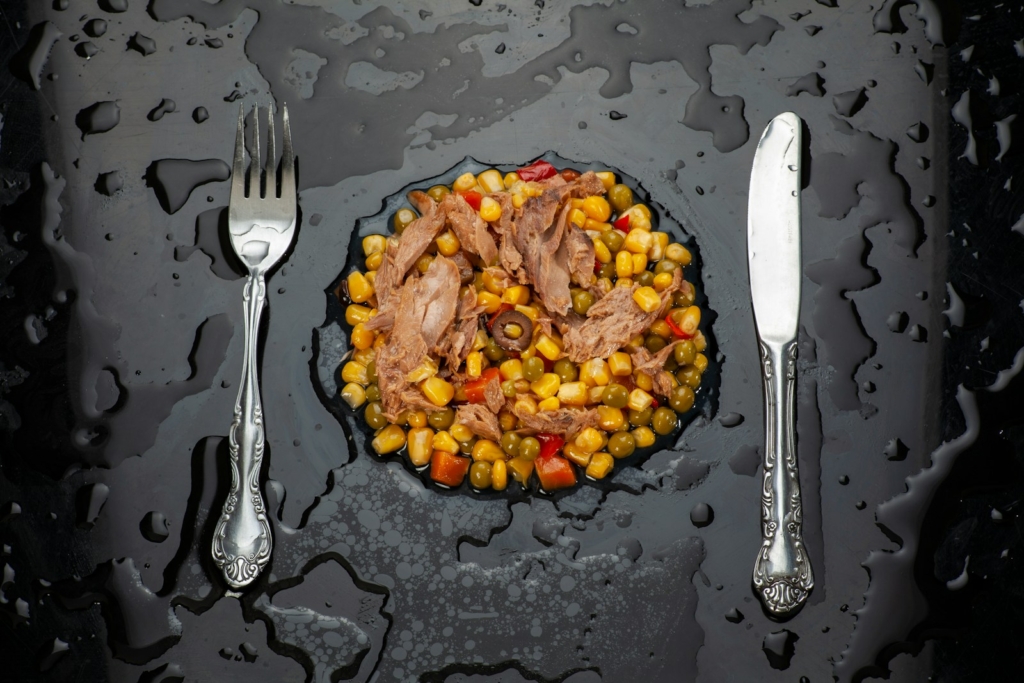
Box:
491 192 527 282
514 193 573 314
630 341 682 396
484 375 505 414
450 250 475 284
455 404 502 442
443 288 484 370
448 193 499 266
511 404 600 438
564 224 596 287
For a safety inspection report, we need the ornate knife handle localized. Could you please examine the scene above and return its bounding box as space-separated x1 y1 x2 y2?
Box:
212 271 273 589
752 339 813 616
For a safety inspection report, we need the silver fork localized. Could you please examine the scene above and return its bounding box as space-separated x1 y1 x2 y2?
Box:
211 102 297 589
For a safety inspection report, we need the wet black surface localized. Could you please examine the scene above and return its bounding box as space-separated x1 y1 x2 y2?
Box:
1 0 1022 681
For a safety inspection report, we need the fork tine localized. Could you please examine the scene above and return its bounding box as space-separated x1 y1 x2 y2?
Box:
280 103 296 199
230 103 246 203
249 104 261 198
266 102 277 198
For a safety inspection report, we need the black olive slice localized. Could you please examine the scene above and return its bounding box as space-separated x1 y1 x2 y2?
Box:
491 310 533 352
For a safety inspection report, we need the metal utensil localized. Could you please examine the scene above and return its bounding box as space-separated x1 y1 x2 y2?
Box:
211 103 297 589
747 112 813 617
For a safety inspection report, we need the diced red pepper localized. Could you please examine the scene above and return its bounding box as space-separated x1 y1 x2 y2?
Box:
542 356 555 373
613 214 631 232
517 160 558 182
458 190 482 211
535 454 577 491
665 314 693 339
594 257 602 274
430 451 471 487
536 433 565 459
486 303 514 330
464 367 501 403
651 396 660 409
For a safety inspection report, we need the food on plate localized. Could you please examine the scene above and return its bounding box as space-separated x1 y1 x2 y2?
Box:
337 160 708 492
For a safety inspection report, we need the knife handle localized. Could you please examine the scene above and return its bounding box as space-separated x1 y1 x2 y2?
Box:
752 339 814 617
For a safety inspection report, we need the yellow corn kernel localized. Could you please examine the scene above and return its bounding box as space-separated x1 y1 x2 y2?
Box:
345 304 372 326
421 377 455 406
632 253 648 275
629 211 652 232
340 383 366 409
608 352 632 376
579 358 612 387
350 323 375 351
406 358 438 383
371 424 407 455
632 286 662 313
353 347 375 366
632 426 656 448
514 304 539 321
407 427 434 466
407 411 428 428
615 250 634 279
514 395 539 416
557 381 588 406
535 334 562 361
373 334 387 350
498 411 517 431
575 427 604 454
491 459 508 490
363 234 387 256
593 238 612 264
520 344 536 361
588 386 606 404
477 291 502 314
431 430 459 454
694 353 709 373
627 388 654 411
616 277 633 288
693 330 707 352
523 181 544 198
650 319 672 339
597 405 625 431
346 271 374 303
584 218 612 232
586 452 614 479
364 270 377 287
653 272 675 292
650 231 670 259
634 371 653 392
570 208 587 228
503 172 520 189
595 171 616 189
666 242 692 266
507 456 534 485
625 335 645 352
631 203 652 219
479 196 502 222
582 196 612 222
341 361 368 385
472 329 488 351
435 229 461 256
563 443 592 467
449 423 474 443
472 439 506 462
502 285 530 305
537 396 561 412
512 192 526 209
499 359 524 382
466 351 483 378
364 251 384 271
477 169 504 194
531 373 561 400
680 305 701 336
415 253 433 275
623 229 653 254
453 172 476 192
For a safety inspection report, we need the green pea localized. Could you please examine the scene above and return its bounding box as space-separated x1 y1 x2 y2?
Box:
652 407 677 435
518 436 541 461
607 432 636 458
677 365 702 389
635 271 654 288
469 461 493 489
654 260 679 275
669 385 695 413
364 384 381 403
426 185 451 203
599 230 625 253
393 207 418 234
645 335 667 354
427 408 455 430
501 379 517 398
602 384 629 409
628 407 653 427
664 356 679 372
483 338 506 362
673 287 695 308
365 360 378 384
673 340 696 366
572 290 596 316
364 401 387 430
553 359 578 383
459 436 477 456
608 184 634 213
523 357 545 382
597 262 616 280
501 431 522 456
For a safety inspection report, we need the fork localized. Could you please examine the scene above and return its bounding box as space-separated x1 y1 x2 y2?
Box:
211 103 297 589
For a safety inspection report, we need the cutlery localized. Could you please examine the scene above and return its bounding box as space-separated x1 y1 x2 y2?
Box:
211 103 297 589
747 112 814 617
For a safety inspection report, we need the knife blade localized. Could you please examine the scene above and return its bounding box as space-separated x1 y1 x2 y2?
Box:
747 112 814 617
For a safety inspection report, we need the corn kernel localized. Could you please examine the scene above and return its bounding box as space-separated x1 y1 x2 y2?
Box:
407 427 434 466
346 271 374 303
345 304 372 325
593 238 612 264
491 459 508 490
477 169 504 194
350 323 375 350
634 371 653 392
588 386 606 404
435 229 461 256
575 427 604 454
405 358 438 383
623 229 653 254
563 443 592 467
531 373 561 400
472 439 506 462
453 172 476 192
650 319 672 339
503 172 520 189
450 423 474 443
364 251 384 271
597 405 625 431
557 381 589 406
514 304 539 321
694 330 708 352
632 286 662 313
586 452 614 479
523 182 544 197
615 250 634 279
477 291 502 314
653 272 675 292
694 353 709 373
608 352 632 376
631 204 651 219
342 361 368 385
515 395 539 416
364 270 377 287
372 424 407 454
520 344 536 361
432 430 459 454
479 196 502 222
502 285 530 305
499 411 517 431
340 382 366 409
415 253 433 274
407 411 428 428
584 218 612 232
582 196 612 222
353 347 375 366
627 388 654 411
507 457 534 485
499 359 524 381
595 171 616 189
629 211 652 232
632 253 648 275
666 243 692 266
616 277 633 288
537 396 561 412
466 351 483 378
472 329 488 351
363 234 387 256
680 305 701 336
625 335 645 352
632 426 656 448
570 208 587 228
512 192 526 209
579 358 612 386
535 334 562 361
650 231 670 259
421 377 455 406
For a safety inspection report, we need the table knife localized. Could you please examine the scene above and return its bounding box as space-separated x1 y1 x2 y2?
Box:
747 112 814 617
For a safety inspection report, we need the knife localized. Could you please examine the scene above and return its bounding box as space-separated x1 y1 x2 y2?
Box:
747 112 814 617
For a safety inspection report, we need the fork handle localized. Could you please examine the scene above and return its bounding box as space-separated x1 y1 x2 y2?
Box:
751 339 813 616
212 270 273 588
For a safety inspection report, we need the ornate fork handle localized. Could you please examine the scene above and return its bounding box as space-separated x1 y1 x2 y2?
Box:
212 269 273 588
751 339 813 616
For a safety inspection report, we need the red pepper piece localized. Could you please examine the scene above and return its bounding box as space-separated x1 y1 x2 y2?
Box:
535 453 577 491
517 160 558 182
486 303 514 330
613 214 631 232
458 190 483 211
665 314 693 339
464 367 501 403
542 356 555 373
651 396 660 409
430 451 471 487
536 433 565 459
593 257 602 274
